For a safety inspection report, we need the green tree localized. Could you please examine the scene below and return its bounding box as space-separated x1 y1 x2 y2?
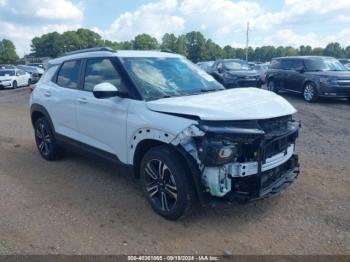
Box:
161 33 178 52
285 46 298 56
0 39 19 63
31 32 64 58
223 45 235 59
133 34 158 50
311 47 324 55
76 28 103 48
345 46 350 59
205 39 223 61
185 31 207 63
175 35 187 56
323 42 343 58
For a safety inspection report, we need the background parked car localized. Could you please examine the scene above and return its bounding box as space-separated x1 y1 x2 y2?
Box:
197 61 214 74
254 63 269 85
17 65 45 84
0 64 16 70
210 59 261 88
0 69 31 89
27 63 44 69
266 56 350 102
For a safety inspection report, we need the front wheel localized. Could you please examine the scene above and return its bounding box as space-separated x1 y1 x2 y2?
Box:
28 79 31 86
12 80 17 89
140 145 195 220
303 82 318 102
267 79 278 93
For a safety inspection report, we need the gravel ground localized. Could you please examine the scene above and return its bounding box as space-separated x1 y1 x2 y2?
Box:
0 87 349 255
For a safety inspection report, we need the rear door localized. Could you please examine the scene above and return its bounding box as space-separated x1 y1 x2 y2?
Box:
47 59 83 140
285 59 305 92
268 59 285 88
76 57 130 158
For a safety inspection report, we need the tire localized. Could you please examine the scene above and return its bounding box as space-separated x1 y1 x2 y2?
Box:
140 145 195 220
303 82 318 102
34 117 65 160
12 80 17 89
28 79 31 86
267 79 278 93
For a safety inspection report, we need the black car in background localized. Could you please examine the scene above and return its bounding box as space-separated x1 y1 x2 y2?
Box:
210 59 261 88
197 61 214 74
266 56 350 102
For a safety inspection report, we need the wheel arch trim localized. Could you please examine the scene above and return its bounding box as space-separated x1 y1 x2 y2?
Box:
30 104 55 133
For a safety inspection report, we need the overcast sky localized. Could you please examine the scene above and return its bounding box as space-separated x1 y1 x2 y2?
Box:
0 0 349 56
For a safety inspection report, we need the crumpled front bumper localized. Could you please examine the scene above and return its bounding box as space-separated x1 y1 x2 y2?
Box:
225 154 300 202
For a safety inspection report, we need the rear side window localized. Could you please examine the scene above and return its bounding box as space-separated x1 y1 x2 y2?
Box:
270 59 281 69
83 58 126 92
39 65 59 84
289 59 304 70
57 60 81 89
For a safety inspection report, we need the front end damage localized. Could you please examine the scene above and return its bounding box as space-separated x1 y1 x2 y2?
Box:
173 115 300 205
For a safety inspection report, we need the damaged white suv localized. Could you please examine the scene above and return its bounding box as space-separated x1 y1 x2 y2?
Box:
30 48 300 220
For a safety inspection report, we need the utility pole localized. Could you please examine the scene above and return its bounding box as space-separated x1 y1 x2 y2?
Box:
245 22 249 62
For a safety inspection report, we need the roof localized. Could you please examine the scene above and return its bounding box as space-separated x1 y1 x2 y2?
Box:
48 49 182 67
273 56 335 60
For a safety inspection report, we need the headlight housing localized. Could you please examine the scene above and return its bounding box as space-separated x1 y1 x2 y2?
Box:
320 77 338 84
198 139 242 166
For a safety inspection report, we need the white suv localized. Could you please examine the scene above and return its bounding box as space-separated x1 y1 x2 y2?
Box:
30 48 300 220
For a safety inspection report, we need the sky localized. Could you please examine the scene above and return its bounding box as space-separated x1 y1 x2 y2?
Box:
0 0 349 56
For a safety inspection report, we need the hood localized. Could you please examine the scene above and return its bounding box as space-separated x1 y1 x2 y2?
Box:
307 71 350 79
147 88 297 121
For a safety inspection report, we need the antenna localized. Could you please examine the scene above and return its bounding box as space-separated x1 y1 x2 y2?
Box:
245 22 249 62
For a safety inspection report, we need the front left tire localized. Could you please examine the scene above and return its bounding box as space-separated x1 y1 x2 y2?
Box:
303 82 318 102
140 145 195 220
12 80 17 89
34 117 65 160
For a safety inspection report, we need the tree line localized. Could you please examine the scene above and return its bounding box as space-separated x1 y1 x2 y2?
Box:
1 28 350 64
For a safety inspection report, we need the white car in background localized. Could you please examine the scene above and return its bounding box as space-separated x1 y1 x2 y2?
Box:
0 69 31 89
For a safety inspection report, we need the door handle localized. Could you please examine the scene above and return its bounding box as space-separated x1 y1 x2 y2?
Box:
77 98 88 104
44 91 51 97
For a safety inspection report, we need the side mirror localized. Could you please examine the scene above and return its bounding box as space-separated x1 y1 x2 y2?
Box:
93 82 120 99
218 67 223 73
296 66 305 73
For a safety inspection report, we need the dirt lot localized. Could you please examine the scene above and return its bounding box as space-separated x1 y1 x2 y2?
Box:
0 87 349 255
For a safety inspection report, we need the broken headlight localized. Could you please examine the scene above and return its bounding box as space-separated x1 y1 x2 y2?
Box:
198 139 241 166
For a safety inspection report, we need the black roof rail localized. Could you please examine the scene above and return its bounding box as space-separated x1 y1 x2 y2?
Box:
160 48 174 53
63 47 116 56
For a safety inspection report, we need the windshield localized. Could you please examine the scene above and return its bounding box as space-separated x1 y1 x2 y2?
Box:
0 70 15 76
305 58 347 72
120 57 224 100
223 60 251 71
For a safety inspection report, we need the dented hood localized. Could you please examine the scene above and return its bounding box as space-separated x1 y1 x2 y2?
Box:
146 88 297 121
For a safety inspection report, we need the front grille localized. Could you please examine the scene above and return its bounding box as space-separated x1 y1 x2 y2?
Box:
258 115 290 133
237 80 258 87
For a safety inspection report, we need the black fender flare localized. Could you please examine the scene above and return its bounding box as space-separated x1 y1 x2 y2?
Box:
30 103 55 133
174 145 213 207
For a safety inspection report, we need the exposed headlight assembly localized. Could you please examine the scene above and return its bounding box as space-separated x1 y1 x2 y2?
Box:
198 140 241 166
320 77 337 84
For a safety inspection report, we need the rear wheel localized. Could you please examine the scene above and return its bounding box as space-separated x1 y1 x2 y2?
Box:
34 117 64 160
303 82 318 102
12 80 17 89
140 145 195 220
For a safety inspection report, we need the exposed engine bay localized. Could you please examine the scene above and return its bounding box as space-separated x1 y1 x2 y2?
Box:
176 115 300 202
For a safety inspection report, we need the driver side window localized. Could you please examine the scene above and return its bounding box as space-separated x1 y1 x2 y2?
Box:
83 58 126 92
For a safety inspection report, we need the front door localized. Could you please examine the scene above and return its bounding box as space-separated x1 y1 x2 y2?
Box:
76 57 130 161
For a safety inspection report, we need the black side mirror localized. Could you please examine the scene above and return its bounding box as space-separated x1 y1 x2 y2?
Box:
296 66 305 73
